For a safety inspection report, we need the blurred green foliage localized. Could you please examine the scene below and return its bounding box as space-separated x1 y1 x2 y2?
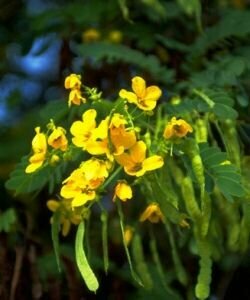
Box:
1 0 250 299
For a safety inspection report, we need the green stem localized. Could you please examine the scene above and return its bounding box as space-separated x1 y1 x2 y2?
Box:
102 165 123 190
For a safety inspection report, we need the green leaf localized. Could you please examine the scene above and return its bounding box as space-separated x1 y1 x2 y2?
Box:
5 156 51 195
191 10 250 57
52 211 61 272
200 143 245 201
213 103 238 120
75 221 99 293
193 89 238 120
0 208 16 233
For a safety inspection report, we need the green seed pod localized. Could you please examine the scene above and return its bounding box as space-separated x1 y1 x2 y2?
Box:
195 119 208 144
192 154 205 189
195 236 212 300
181 177 201 221
200 193 211 238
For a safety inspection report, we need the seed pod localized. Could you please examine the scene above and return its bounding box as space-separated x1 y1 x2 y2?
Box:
200 193 211 238
195 236 212 300
192 154 205 189
195 119 208 144
181 177 201 221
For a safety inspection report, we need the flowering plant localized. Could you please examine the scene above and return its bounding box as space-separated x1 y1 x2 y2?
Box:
6 73 247 300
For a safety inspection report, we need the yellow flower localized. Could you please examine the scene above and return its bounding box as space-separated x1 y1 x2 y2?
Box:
48 126 68 151
80 158 110 184
82 28 100 43
68 89 86 106
25 127 47 173
64 74 82 90
119 76 162 111
139 203 164 223
163 117 193 139
47 199 82 236
60 159 110 208
70 109 109 155
115 141 164 177
109 114 137 155
25 152 47 173
60 168 96 208
31 127 47 153
113 181 132 202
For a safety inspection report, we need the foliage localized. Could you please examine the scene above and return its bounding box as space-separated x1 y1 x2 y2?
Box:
2 0 250 299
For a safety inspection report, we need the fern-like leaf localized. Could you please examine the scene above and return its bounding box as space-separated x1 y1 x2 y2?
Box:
200 143 245 201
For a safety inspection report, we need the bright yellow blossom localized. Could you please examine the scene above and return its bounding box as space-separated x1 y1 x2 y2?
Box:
163 117 193 139
70 109 109 155
25 152 47 173
60 168 96 208
113 181 132 202
68 89 86 106
109 114 137 155
64 74 82 90
48 126 68 151
139 203 164 223
60 159 110 208
80 158 110 183
47 199 82 236
25 127 47 173
119 76 162 111
115 141 164 177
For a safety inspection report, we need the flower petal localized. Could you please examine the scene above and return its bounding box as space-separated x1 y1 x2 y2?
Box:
119 89 137 104
130 141 146 163
144 86 162 102
72 191 96 207
132 76 146 98
114 182 132 201
142 155 164 171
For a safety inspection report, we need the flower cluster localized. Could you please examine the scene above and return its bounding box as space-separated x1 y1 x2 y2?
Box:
25 74 193 235
25 121 68 173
